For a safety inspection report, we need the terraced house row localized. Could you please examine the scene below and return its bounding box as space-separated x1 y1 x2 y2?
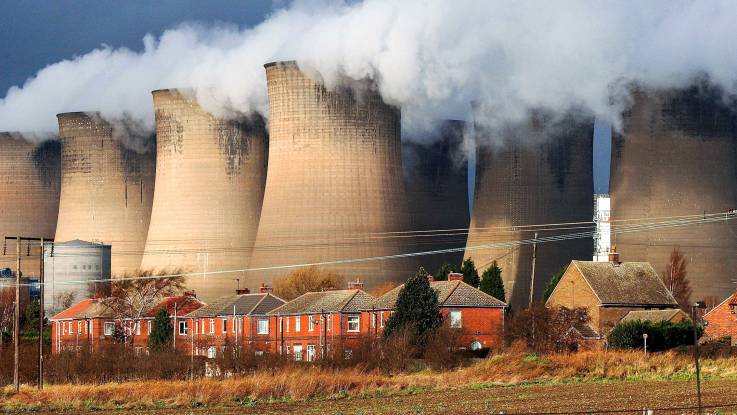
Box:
50 274 507 358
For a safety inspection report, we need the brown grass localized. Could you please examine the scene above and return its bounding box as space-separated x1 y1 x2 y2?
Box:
2 349 737 411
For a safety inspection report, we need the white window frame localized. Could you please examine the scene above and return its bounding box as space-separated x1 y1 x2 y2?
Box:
257 319 269 335
209 319 215 334
372 313 376 328
78 320 83 334
207 346 217 359
232 317 237 333
147 320 152 335
306 344 316 362
222 318 228 334
135 321 141 336
104 321 115 336
347 315 360 332
326 314 332 331
380 311 384 328
179 320 188 336
450 310 462 328
294 316 301 332
69 321 74 334
293 345 303 361
308 316 317 332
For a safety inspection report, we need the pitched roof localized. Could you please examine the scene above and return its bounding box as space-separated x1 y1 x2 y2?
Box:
268 290 374 315
619 309 689 324
186 293 285 318
370 280 507 310
571 261 678 306
144 295 205 318
705 290 737 317
50 299 114 320
570 323 601 340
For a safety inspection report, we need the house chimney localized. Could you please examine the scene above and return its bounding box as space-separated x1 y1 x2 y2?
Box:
184 290 197 298
236 288 250 295
608 244 621 265
347 278 364 290
259 283 273 293
448 272 463 282
320 286 336 292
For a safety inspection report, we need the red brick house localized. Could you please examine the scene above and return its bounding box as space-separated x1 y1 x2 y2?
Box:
50 293 205 354
182 289 286 358
365 273 507 351
267 289 375 361
703 290 737 345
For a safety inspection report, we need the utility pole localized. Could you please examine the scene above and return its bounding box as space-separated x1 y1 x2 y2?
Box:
528 232 538 308
14 236 20 393
691 301 706 415
38 238 44 390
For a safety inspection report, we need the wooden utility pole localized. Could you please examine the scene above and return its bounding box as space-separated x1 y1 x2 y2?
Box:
528 232 538 309
38 238 44 390
14 236 21 393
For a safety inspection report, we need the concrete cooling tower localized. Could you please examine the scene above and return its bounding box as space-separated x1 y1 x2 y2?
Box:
0 133 61 277
609 85 737 303
248 61 416 289
54 112 155 277
464 112 594 306
140 89 268 301
402 121 469 273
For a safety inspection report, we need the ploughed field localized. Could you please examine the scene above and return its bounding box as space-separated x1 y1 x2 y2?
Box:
25 380 737 415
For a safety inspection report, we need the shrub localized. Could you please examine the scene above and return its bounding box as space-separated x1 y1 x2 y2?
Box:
505 305 590 353
608 319 702 351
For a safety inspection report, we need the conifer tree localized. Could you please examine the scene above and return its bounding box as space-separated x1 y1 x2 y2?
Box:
434 262 454 281
383 267 442 349
148 308 173 351
460 258 480 288
480 261 506 301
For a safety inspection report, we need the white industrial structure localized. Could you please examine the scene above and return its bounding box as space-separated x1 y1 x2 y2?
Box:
593 194 611 262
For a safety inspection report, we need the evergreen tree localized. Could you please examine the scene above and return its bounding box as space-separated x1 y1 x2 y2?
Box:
543 266 567 302
148 308 173 351
460 258 480 288
479 261 505 301
20 300 41 338
434 262 454 281
383 267 442 350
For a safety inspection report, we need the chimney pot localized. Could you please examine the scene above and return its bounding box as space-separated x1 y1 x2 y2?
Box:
347 278 365 290
259 283 273 294
236 288 250 295
448 272 463 282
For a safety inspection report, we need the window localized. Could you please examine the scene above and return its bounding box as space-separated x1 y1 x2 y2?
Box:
222 318 227 333
209 319 215 334
135 321 141 336
147 321 152 335
69 321 74 334
135 347 142 355
344 349 353 360
257 319 269 335
232 318 237 333
470 341 483 351
308 316 317 332
104 322 115 336
306 345 316 362
179 320 188 336
450 311 462 328
371 313 376 328
285 317 289 332
207 346 217 359
294 316 301 332
347 316 360 332
380 311 384 328
326 314 332 331
292 345 303 361
78 321 83 334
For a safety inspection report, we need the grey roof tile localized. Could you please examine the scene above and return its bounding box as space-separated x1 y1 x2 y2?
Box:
572 261 678 306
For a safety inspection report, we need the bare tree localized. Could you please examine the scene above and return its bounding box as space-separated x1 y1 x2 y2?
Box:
273 267 345 300
661 248 692 311
0 289 14 339
99 268 185 345
505 304 591 353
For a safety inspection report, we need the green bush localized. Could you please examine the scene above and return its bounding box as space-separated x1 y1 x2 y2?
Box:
608 319 702 351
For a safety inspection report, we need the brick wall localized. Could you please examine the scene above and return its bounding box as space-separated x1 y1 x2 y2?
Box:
704 300 737 345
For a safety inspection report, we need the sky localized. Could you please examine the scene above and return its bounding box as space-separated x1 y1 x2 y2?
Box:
0 0 613 196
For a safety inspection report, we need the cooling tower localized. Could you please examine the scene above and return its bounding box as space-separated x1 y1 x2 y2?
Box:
609 85 737 302
248 61 416 289
0 133 60 277
54 112 155 277
140 89 268 301
402 121 469 272
464 112 594 306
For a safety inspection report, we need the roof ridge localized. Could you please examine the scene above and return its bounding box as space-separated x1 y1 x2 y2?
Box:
438 280 461 305
338 290 360 312
249 293 269 315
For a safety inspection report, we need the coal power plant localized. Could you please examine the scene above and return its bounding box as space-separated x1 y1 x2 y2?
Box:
609 85 737 303
0 133 61 277
402 120 469 272
248 61 416 288
140 89 268 301
54 112 155 277
464 113 594 306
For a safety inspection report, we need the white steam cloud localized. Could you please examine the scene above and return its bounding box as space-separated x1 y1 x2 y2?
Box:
1 0 737 139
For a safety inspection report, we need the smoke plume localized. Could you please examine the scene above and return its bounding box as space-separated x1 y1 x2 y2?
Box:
1 0 737 142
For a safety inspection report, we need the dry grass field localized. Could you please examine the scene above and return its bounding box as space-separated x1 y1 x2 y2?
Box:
3 350 737 414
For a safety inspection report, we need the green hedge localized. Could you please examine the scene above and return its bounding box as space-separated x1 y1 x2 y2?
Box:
608 319 702 351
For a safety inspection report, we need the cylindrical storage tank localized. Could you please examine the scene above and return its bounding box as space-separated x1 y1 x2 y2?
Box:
464 112 594 306
55 112 155 277
402 120 469 272
0 132 61 277
43 239 111 314
248 61 415 289
140 89 268 301
609 85 737 303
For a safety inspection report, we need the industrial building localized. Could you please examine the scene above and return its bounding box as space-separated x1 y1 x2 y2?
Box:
54 112 155 277
402 120 469 272
0 133 61 278
43 239 111 314
609 85 737 302
248 61 416 290
464 111 594 306
140 89 268 301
